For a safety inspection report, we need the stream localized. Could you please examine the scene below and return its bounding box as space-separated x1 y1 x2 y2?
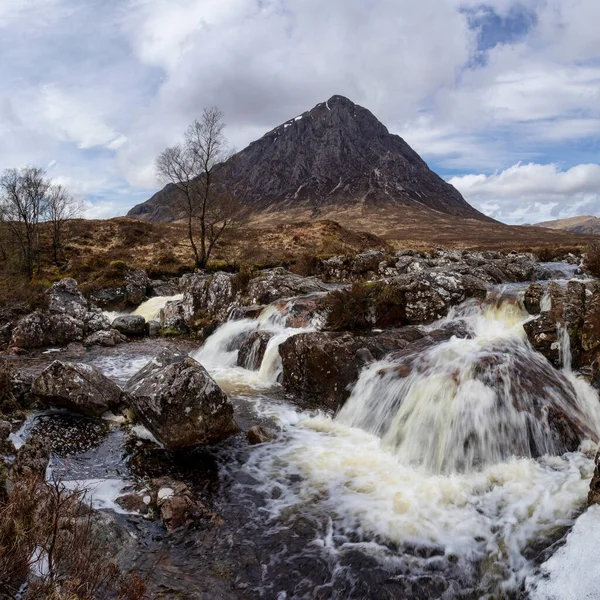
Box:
13 266 600 599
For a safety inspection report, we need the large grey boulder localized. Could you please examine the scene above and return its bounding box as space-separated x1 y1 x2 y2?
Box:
9 279 112 349
83 329 127 347
46 278 88 320
10 311 85 349
247 268 328 305
31 361 124 417
112 315 146 337
159 299 188 333
125 349 237 450
180 271 235 322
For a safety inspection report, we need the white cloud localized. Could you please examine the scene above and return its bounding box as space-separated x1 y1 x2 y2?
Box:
450 163 600 223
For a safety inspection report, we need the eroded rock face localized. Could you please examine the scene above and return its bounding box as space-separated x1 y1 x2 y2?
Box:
89 269 150 311
247 268 328 305
279 328 426 409
523 281 600 381
238 331 274 370
159 299 188 333
112 315 146 337
10 311 85 349
116 477 220 531
322 250 541 284
180 272 234 322
125 350 237 450
10 279 112 349
31 361 124 417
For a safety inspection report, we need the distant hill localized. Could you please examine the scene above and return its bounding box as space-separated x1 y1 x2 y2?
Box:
128 95 491 226
535 216 600 234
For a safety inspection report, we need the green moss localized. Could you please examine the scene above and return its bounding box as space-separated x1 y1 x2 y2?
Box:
159 327 183 337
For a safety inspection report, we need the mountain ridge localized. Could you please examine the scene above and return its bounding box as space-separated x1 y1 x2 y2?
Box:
536 215 600 234
128 95 492 224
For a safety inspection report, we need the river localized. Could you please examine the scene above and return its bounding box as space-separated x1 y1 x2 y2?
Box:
14 269 600 599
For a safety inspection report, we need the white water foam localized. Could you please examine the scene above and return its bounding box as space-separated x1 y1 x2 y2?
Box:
133 294 183 322
239 298 600 594
192 299 318 390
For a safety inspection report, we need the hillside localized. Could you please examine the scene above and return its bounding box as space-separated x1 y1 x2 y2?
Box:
128 95 490 227
536 215 600 234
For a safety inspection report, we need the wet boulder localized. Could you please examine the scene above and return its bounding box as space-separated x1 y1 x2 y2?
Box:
159 299 188 333
125 350 237 450
31 361 124 417
589 450 600 505
10 311 85 349
46 278 89 320
247 268 328 305
279 328 425 410
229 305 265 321
147 320 160 337
180 271 235 322
116 477 220 531
83 329 127 347
247 425 275 445
237 331 274 370
524 283 545 315
112 315 146 337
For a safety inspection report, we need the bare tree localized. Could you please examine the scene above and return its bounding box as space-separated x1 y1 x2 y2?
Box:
46 184 82 266
0 167 49 278
156 107 242 269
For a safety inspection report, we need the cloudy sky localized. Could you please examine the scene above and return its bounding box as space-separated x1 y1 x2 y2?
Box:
1 0 598 224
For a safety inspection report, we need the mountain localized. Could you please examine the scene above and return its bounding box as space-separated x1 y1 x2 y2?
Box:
536 215 600 234
128 95 491 224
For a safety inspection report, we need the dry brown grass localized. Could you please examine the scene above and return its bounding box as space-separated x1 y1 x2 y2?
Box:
0 475 146 600
585 241 600 276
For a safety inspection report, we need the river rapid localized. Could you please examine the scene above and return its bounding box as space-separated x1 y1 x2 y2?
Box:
16 269 600 599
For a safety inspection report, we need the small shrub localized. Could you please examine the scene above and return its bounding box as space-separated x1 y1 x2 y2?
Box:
585 241 600 277
372 283 406 327
324 284 373 331
0 476 147 600
231 265 259 296
324 282 407 331
290 253 321 277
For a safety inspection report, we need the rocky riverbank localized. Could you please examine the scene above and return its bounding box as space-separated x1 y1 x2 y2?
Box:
3 248 600 599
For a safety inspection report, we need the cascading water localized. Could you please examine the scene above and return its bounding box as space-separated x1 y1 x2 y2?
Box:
337 300 600 473
132 294 183 322
237 295 600 596
192 298 318 389
102 294 183 323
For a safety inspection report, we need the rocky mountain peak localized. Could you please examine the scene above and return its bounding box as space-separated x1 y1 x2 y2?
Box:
128 96 489 223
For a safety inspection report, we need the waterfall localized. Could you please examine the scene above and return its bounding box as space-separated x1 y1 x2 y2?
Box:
192 296 317 387
336 300 600 474
240 295 600 595
132 294 183 322
193 319 258 369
